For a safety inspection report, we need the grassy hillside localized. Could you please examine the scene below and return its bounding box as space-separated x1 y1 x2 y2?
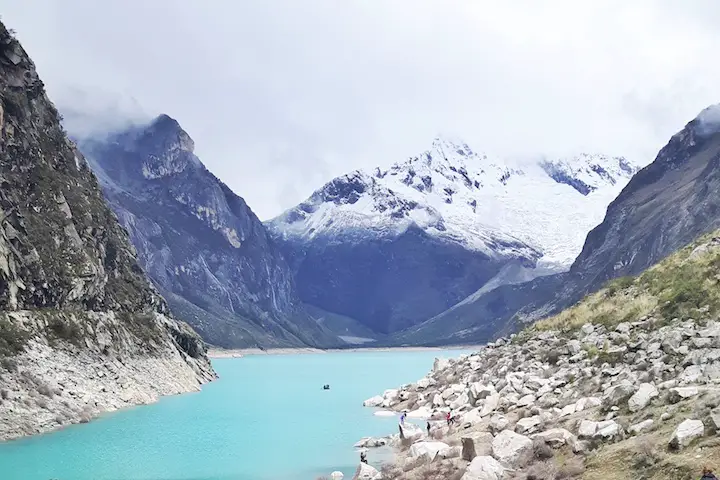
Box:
528 230 720 335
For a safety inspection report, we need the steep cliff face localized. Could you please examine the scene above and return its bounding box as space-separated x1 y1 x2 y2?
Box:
0 22 215 440
268 138 637 334
398 105 720 346
79 117 340 348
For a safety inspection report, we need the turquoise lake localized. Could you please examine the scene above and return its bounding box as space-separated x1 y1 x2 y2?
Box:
0 349 473 480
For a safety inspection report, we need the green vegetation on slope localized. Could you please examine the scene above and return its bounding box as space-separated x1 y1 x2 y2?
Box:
530 231 720 334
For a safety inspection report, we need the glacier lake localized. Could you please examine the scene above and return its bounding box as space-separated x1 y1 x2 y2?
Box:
0 349 473 480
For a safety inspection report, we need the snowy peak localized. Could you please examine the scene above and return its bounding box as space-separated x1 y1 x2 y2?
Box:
540 153 638 195
269 138 640 270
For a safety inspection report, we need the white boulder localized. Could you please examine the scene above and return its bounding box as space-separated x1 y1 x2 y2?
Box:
629 419 654 435
373 410 395 417
353 463 381 480
461 456 506 480
409 441 450 459
669 419 704 450
407 406 432 419
534 428 576 447
362 395 383 407
491 430 533 465
628 383 658 412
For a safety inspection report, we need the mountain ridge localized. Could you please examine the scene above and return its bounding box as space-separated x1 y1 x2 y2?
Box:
79 115 342 349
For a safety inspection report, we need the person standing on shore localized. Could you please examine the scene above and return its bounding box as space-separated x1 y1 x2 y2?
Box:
426 421 431 436
400 412 406 425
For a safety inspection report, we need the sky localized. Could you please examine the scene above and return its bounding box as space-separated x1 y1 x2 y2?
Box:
2 1 720 220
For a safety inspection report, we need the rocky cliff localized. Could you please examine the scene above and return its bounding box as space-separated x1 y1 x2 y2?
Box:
352 233 720 480
268 139 637 334
79 116 340 348
0 22 215 441
398 106 720 346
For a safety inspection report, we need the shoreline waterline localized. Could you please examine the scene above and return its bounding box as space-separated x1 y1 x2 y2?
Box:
207 344 482 358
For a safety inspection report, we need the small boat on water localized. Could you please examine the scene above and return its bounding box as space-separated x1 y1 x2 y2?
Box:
322 384 330 390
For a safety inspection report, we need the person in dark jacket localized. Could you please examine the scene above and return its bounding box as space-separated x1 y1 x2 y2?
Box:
702 467 718 480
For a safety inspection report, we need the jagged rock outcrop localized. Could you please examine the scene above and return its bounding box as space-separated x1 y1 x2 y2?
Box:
398 105 720 346
268 138 636 335
78 117 340 348
0 22 215 441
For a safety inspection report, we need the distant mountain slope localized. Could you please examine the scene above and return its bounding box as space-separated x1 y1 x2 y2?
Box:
267 137 637 334
398 104 720 346
79 116 340 349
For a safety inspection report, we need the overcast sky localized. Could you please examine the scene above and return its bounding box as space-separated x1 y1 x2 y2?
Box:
2 1 720 219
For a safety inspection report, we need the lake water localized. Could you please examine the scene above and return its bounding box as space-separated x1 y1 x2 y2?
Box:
0 349 473 480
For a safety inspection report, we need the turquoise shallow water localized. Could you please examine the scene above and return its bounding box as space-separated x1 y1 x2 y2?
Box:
0 349 472 480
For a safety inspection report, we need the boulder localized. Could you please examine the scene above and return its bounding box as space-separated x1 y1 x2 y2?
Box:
629 419 654 435
594 420 621 440
433 394 444 407
461 455 506 480
602 382 636 407
515 415 542 434
352 463 381 480
534 428 576 448
399 423 424 443
668 386 700 403
362 395 383 407
409 441 451 459
628 383 658 412
491 430 533 466
450 392 470 410
433 358 451 372
559 403 577 417
416 378 431 389
354 437 388 448
489 414 509 433
577 420 597 439
461 408 484 427
516 394 536 408
479 392 500 417
330 471 344 480
669 419 704 450
575 397 602 411
462 432 494 461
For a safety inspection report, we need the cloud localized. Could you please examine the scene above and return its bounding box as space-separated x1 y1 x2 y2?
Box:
2 0 720 219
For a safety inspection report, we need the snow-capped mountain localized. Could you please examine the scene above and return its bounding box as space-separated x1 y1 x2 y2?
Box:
267 137 640 334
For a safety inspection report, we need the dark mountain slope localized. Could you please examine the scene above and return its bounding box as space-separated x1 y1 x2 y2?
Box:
79 117 340 348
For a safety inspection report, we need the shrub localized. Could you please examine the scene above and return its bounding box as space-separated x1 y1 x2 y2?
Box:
47 316 84 346
526 460 558 480
0 357 17 372
532 438 554 460
556 458 585 479
0 317 29 357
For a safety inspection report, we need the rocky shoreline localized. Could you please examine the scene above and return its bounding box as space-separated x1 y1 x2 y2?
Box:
341 316 720 480
0 311 216 442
